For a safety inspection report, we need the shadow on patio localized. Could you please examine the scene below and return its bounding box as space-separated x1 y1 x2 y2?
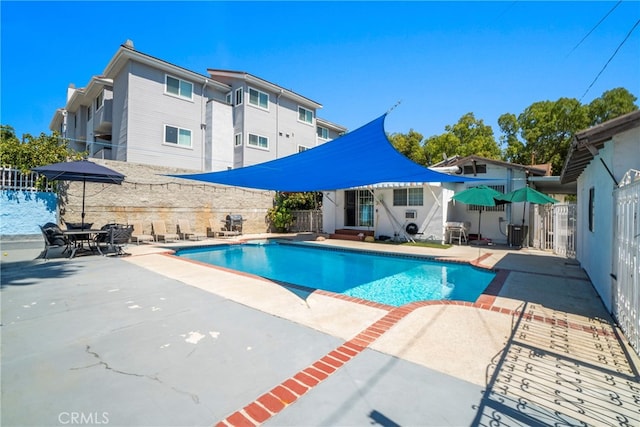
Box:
471 301 640 426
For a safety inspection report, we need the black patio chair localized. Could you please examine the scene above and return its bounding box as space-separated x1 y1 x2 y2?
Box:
95 223 133 256
39 223 71 260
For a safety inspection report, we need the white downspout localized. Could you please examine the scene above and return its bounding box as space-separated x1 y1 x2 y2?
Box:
276 89 283 159
201 78 208 171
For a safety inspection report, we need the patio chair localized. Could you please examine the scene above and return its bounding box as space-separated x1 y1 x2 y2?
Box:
177 219 206 241
152 220 179 242
130 221 154 245
445 221 469 245
94 223 134 256
39 223 70 260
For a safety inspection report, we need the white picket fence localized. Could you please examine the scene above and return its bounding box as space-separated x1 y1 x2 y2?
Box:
612 170 640 355
289 210 323 233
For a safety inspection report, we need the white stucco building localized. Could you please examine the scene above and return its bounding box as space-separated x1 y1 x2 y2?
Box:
560 110 640 312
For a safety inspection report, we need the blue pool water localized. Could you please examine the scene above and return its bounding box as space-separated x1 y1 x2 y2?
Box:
176 241 495 307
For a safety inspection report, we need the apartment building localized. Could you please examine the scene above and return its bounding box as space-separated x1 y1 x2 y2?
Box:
49 40 346 172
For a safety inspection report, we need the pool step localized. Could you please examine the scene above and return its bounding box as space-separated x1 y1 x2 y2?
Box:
329 229 375 241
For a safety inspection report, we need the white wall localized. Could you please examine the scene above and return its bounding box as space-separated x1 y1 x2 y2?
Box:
322 191 337 233
125 62 206 170
209 100 234 171
446 164 531 244
322 185 447 241
373 185 445 241
576 127 640 312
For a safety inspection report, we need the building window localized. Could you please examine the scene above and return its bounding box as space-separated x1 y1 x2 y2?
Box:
165 75 193 100
463 164 487 174
317 126 329 139
393 188 423 206
226 92 232 105
234 133 243 147
95 92 104 110
235 87 243 105
298 106 313 124
345 190 374 227
164 125 192 147
468 185 505 212
298 145 310 153
588 187 595 232
248 133 268 149
87 105 92 121
248 87 268 109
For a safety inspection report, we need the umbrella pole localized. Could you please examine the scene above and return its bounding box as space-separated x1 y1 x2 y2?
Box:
476 209 482 256
81 179 86 229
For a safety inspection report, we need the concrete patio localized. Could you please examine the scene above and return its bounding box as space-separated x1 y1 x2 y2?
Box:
1 235 638 426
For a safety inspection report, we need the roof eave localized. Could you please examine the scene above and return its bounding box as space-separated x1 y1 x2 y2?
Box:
560 110 640 184
208 69 323 109
104 45 230 92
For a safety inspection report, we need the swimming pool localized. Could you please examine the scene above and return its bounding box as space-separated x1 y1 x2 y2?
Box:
176 241 496 307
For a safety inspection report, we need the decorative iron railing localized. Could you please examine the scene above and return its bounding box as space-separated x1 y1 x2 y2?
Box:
613 176 640 356
0 166 55 192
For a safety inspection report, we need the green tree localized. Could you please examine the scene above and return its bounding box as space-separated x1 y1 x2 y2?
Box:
388 130 426 165
588 87 638 125
519 98 590 173
498 88 638 173
498 113 527 165
0 125 83 172
424 113 501 164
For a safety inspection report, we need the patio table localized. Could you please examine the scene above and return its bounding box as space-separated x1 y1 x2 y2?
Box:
62 229 108 258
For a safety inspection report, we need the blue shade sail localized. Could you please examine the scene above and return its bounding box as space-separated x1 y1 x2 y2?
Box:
170 114 478 191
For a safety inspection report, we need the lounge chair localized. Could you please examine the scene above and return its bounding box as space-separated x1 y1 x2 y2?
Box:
152 220 179 242
177 219 206 241
39 223 71 260
130 221 154 245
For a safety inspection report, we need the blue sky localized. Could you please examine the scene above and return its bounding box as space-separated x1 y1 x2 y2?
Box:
1 1 639 141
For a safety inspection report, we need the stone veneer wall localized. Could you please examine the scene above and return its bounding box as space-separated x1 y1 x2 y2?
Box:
59 160 274 236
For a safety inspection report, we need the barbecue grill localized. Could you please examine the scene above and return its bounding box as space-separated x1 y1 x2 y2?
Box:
224 214 244 233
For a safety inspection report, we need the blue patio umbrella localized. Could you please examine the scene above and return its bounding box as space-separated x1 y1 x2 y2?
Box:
32 160 125 228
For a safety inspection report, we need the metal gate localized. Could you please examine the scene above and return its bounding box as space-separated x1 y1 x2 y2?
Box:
532 203 577 258
612 170 640 355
